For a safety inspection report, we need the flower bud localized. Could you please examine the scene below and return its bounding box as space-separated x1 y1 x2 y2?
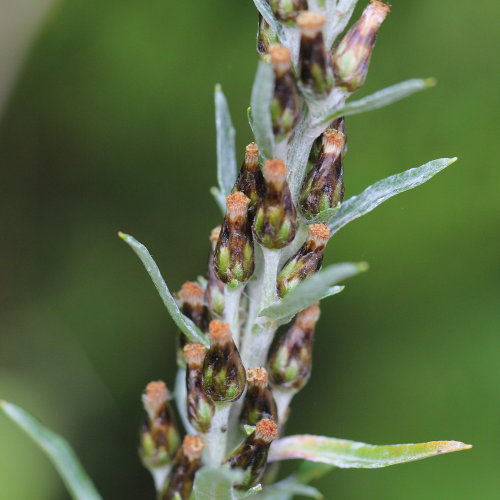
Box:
297 11 334 96
270 0 308 23
176 281 209 366
232 143 265 209
184 343 215 433
214 192 255 288
202 320 247 402
161 435 204 500
224 419 279 489
139 381 181 470
257 14 279 56
268 303 320 390
253 160 297 249
204 226 225 319
269 45 300 138
332 0 390 92
299 127 346 218
240 367 278 427
277 223 330 297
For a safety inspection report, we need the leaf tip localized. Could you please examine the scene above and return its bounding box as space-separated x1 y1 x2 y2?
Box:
449 156 458 164
117 231 128 241
357 262 369 272
424 77 437 88
215 83 222 93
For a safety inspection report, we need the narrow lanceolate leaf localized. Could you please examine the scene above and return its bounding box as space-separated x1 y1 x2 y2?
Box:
215 85 238 196
313 78 435 126
269 435 472 468
329 157 457 235
250 60 275 159
252 0 282 40
256 478 322 500
119 232 209 347
0 401 102 500
260 263 366 322
210 186 227 214
192 466 244 500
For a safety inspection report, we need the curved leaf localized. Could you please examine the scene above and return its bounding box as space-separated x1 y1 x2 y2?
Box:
119 232 209 346
314 79 435 127
329 157 457 235
192 466 243 500
250 60 275 159
256 478 322 500
215 84 238 196
259 263 367 322
269 435 472 468
0 400 102 500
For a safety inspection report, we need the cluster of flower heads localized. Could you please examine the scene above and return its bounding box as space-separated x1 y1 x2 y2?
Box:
139 1 390 498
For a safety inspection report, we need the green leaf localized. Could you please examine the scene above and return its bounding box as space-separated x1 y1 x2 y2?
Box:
256 479 323 500
308 207 339 224
192 466 244 500
313 78 435 127
269 435 472 468
119 232 209 347
252 0 282 40
329 157 457 235
0 400 102 500
259 263 367 322
215 84 238 196
295 461 335 484
210 186 227 214
250 60 275 159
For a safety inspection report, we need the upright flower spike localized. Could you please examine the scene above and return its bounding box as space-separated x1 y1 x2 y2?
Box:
232 142 265 209
257 15 279 56
299 127 346 218
205 226 225 318
332 0 391 92
253 159 297 249
269 45 300 138
277 223 330 297
202 320 246 402
161 435 204 500
268 303 321 390
240 367 278 427
139 381 181 470
297 11 334 96
270 0 308 23
214 192 255 288
224 419 279 489
184 343 215 433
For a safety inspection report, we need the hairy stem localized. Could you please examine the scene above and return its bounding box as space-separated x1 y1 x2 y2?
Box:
224 286 243 346
202 402 231 464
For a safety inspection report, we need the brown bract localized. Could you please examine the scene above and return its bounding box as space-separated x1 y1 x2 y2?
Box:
308 223 330 244
296 303 321 329
247 367 269 388
184 343 207 367
209 320 232 343
182 435 205 461
297 11 326 37
255 419 278 443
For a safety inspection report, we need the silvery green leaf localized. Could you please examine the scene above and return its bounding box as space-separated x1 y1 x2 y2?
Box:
192 466 244 500
0 400 102 500
119 232 209 347
256 478 323 500
313 78 435 127
308 206 340 224
252 0 282 41
325 0 358 47
329 157 457 235
269 435 472 468
259 263 367 322
250 60 275 159
215 84 238 196
211 186 227 214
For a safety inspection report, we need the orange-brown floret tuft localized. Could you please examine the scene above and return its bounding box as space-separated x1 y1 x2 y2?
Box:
245 142 259 169
184 343 207 367
143 381 168 417
263 159 287 186
226 191 250 218
210 226 221 244
247 367 269 388
323 128 346 155
255 419 278 443
178 281 204 304
209 320 232 343
182 435 205 460
297 11 326 36
296 302 321 329
307 223 330 244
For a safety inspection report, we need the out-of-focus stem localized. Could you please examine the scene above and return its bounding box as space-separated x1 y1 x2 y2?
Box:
272 388 296 425
224 286 243 346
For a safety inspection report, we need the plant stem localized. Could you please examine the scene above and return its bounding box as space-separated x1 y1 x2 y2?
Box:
273 388 296 425
202 402 231 464
224 285 243 345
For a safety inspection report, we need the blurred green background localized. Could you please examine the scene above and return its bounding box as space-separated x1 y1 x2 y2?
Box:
0 0 498 498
